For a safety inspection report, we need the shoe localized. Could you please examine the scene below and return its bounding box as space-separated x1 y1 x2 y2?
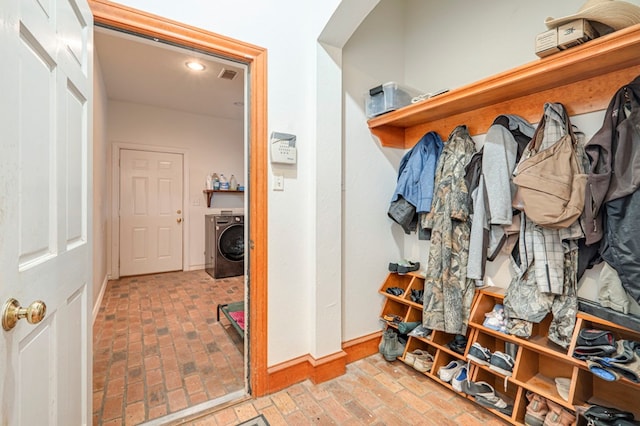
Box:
447 334 468 354
385 287 404 296
408 325 431 338
483 304 507 333
461 380 495 397
554 378 570 402
475 392 514 416
438 360 465 383
388 260 420 274
413 352 434 373
397 321 420 334
403 349 428 367
399 260 420 274
410 289 424 303
525 391 549 426
451 365 468 392
543 400 575 426
380 329 405 362
382 313 403 323
379 329 394 355
489 351 514 376
467 342 492 366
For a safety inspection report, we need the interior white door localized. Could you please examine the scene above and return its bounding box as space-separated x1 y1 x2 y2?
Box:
119 149 184 276
0 0 93 424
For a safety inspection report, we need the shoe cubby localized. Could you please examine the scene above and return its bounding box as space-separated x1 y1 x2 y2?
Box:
430 330 469 358
568 312 640 358
572 367 640 420
376 278 640 425
378 272 414 299
512 347 575 410
469 287 570 358
469 366 522 423
380 298 409 327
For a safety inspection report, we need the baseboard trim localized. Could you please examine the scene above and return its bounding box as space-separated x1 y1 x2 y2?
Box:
264 331 381 394
92 274 109 325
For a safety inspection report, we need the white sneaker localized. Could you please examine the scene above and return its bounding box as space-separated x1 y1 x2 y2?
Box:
451 365 468 392
437 359 465 383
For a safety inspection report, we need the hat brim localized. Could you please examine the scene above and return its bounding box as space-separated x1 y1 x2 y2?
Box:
545 2 640 30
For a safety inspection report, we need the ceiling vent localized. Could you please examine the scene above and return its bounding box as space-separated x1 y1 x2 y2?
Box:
217 68 238 80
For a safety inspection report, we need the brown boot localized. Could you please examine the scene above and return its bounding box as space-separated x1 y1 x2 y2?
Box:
525 391 549 426
543 400 576 426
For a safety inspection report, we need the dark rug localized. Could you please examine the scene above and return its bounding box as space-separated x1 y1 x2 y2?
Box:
236 414 270 426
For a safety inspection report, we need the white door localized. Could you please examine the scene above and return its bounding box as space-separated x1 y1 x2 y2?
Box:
119 149 184 276
0 0 93 424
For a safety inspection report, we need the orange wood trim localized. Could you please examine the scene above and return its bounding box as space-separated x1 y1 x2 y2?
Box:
265 350 350 394
368 24 640 147
342 331 382 363
266 355 312 394
88 0 270 397
308 351 347 384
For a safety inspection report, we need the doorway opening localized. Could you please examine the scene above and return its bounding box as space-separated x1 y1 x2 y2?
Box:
90 0 268 423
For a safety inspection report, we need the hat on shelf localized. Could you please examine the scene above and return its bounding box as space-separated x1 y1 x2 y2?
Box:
545 0 640 31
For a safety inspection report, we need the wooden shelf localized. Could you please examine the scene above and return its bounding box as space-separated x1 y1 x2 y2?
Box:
203 189 244 207
367 24 640 148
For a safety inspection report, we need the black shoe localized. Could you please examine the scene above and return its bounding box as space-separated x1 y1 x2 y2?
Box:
447 334 467 354
386 287 403 296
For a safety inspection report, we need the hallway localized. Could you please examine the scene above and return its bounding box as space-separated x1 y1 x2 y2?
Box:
93 271 245 425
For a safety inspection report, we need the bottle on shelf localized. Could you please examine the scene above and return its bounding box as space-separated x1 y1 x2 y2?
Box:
219 174 229 190
230 174 238 190
206 174 213 190
212 173 220 190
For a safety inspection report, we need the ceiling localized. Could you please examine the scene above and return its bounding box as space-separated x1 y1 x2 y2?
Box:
94 27 246 120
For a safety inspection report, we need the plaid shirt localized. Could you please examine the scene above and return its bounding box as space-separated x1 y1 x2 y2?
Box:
513 103 585 295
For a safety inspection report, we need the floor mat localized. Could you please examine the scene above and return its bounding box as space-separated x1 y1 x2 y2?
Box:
235 414 270 426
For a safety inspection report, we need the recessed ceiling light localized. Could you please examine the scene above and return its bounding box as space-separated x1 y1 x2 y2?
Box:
185 61 206 71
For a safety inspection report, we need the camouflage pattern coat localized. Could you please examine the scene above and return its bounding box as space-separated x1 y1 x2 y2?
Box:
421 125 477 335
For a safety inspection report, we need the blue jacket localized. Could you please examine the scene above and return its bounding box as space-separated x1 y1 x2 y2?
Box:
390 131 443 214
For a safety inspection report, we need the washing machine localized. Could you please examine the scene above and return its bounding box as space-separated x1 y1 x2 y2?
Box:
205 214 244 278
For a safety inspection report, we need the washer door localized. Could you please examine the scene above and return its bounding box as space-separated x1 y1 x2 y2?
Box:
218 223 244 262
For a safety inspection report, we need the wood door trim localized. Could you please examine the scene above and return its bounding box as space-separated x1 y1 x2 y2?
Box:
89 0 269 396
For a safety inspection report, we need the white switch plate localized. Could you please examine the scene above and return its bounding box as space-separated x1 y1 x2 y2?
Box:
193 198 200 206
273 174 284 191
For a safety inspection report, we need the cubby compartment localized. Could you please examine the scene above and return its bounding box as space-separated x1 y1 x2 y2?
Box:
432 349 466 389
469 287 570 358
404 276 424 307
513 347 575 409
569 313 639 357
378 273 414 298
469 367 521 423
430 329 469 358
573 368 640 420
380 298 409 325
401 336 437 370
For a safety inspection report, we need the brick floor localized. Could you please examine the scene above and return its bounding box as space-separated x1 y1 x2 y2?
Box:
93 271 245 425
183 354 509 426
94 270 510 425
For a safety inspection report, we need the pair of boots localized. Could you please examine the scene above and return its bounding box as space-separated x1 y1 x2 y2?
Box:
525 392 576 426
379 329 405 362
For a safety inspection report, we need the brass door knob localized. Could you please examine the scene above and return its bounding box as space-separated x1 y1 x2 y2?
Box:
177 218 183 223
2 298 47 331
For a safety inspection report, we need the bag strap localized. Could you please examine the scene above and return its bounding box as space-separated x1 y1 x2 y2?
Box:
529 103 577 153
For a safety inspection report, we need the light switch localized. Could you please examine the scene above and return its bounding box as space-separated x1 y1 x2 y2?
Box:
273 174 284 191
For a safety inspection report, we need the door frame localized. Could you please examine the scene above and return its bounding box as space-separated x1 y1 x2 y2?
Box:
89 0 269 397
110 143 189 279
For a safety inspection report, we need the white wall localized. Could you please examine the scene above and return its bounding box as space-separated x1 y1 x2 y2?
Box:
93 53 109 311
341 0 640 342
102 0 639 367
106 101 244 271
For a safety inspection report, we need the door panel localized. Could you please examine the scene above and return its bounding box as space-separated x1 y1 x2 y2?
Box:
0 0 92 424
119 149 183 276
